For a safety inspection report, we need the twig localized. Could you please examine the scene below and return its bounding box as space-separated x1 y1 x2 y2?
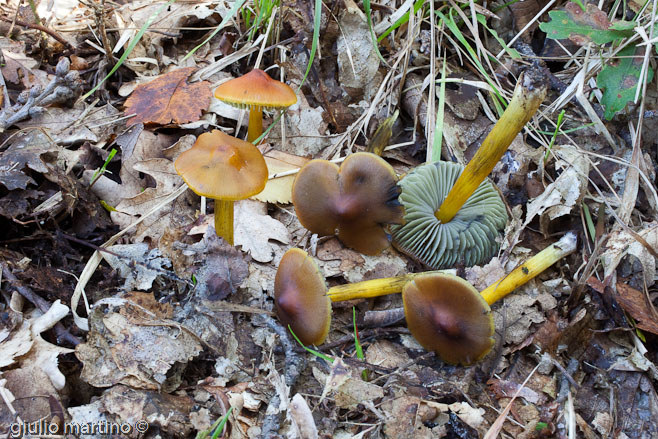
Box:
258 315 305 439
0 16 75 51
1 264 81 346
0 58 82 131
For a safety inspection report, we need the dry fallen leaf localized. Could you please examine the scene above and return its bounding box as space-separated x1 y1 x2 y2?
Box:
525 144 589 233
253 149 309 204
75 293 202 391
124 67 211 126
234 200 290 263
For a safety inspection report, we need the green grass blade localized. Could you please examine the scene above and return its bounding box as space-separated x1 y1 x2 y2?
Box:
582 202 596 243
352 307 368 380
89 148 117 187
210 406 233 439
363 0 388 66
83 0 177 99
288 326 334 363
182 0 249 61
438 9 504 107
299 0 322 89
378 0 425 42
544 109 565 163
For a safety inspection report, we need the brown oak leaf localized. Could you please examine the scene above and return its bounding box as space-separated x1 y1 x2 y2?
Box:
124 67 211 126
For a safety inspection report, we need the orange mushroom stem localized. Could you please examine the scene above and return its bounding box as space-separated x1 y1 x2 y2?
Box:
214 69 297 143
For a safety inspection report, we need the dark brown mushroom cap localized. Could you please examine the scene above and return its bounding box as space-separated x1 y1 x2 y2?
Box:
292 152 404 255
402 273 494 365
274 248 331 346
214 69 297 109
391 161 507 269
174 130 268 200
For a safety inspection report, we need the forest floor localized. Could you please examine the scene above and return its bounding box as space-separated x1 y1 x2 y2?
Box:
0 0 657 438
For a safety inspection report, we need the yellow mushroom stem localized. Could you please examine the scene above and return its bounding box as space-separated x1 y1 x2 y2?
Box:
326 232 576 306
480 232 577 304
214 199 235 246
326 271 448 302
247 105 263 143
435 69 547 224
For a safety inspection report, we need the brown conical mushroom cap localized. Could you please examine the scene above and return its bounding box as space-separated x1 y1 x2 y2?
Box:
292 152 404 255
174 130 268 200
214 69 297 109
274 248 331 346
402 273 494 365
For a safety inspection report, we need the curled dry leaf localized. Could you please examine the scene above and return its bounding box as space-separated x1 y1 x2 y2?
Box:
525 144 589 233
234 200 290 263
289 394 318 439
75 293 202 391
123 67 211 126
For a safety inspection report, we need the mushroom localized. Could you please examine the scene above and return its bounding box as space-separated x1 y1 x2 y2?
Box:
274 247 446 345
214 69 297 143
292 152 405 255
276 233 577 364
275 248 331 346
392 66 547 269
392 161 507 268
174 129 268 245
403 232 577 365
403 273 494 365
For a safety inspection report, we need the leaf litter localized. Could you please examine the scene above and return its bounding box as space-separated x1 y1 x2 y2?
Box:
0 0 657 438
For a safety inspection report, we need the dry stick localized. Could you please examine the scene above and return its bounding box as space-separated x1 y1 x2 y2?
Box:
434 65 548 223
1 265 81 346
0 16 75 51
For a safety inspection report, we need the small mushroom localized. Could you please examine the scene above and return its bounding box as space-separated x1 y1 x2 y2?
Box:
292 152 405 255
392 161 507 269
392 66 547 269
174 129 268 245
402 232 577 365
403 273 494 365
214 69 297 143
274 248 331 346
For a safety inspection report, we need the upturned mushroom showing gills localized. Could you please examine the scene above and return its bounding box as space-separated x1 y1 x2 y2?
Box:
392 66 547 269
292 152 405 255
214 69 297 143
174 130 268 245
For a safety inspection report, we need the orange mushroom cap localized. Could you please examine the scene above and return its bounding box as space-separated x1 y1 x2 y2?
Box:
174 130 268 200
214 69 297 109
292 152 405 255
274 248 331 346
403 273 494 365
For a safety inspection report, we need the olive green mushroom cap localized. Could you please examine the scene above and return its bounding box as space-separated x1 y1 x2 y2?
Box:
403 272 495 365
274 248 331 346
391 161 507 269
